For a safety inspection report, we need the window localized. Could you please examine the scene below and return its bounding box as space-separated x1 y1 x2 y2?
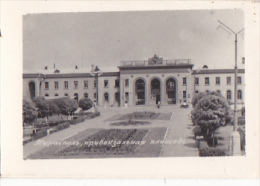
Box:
183 91 187 99
195 78 199 85
215 77 220 85
195 90 199 94
183 77 187 85
227 77 231 85
84 80 88 88
205 77 210 85
104 80 109 88
125 92 129 103
74 81 78 89
84 93 88 98
55 93 59 97
104 93 109 102
74 93 78 101
54 81 59 89
94 93 97 99
64 81 68 89
227 90 232 100
45 93 49 97
115 79 119 87
64 93 68 96
94 80 98 88
237 76 242 84
237 90 242 99
45 82 49 89
125 79 129 87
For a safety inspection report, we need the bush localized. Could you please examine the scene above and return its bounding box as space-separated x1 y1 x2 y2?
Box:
23 99 37 124
192 126 203 139
199 148 226 157
31 128 48 140
238 126 245 151
53 97 78 116
33 96 48 118
85 112 100 119
69 116 85 125
78 98 93 111
56 122 70 131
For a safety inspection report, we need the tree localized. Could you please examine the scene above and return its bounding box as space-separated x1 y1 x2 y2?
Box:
191 91 224 108
23 99 37 125
78 98 93 111
46 100 60 116
53 97 78 117
32 96 48 118
192 93 232 146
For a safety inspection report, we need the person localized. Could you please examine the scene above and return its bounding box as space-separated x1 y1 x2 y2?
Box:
157 101 161 109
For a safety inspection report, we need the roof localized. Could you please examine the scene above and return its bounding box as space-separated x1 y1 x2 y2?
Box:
192 69 245 74
119 64 194 71
23 73 45 78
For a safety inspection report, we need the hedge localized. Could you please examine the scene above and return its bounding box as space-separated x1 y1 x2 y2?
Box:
199 148 227 157
55 122 70 131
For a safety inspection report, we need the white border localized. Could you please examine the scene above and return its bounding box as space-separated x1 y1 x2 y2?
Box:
1 1 259 178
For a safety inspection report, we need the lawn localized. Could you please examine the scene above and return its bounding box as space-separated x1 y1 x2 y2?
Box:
105 112 172 121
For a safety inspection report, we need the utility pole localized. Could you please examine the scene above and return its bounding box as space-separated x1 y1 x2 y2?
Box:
218 20 244 156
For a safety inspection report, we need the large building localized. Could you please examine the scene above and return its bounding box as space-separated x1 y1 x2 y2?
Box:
23 55 245 109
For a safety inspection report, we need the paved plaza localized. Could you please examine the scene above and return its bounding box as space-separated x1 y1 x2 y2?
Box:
24 105 199 159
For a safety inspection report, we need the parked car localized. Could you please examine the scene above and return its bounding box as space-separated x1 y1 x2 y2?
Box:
180 102 189 108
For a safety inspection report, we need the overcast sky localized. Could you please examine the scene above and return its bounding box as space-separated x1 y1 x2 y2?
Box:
23 9 244 72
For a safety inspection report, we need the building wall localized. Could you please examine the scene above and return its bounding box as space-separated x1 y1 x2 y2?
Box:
97 76 120 106
23 77 43 101
193 72 245 106
119 69 193 106
42 77 96 100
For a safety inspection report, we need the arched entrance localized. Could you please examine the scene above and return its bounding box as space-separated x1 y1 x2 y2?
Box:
166 78 176 104
135 79 145 105
151 78 161 105
29 82 36 100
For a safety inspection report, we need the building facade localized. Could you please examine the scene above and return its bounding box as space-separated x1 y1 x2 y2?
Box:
23 55 245 108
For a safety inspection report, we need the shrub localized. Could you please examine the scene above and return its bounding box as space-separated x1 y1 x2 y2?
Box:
78 98 93 111
199 148 226 157
69 116 85 125
23 99 37 125
53 97 78 116
56 122 70 131
31 128 48 140
85 112 100 119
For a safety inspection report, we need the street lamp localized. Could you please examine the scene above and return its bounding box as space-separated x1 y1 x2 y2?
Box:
218 20 244 156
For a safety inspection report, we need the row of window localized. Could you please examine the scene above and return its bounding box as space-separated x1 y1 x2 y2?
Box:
191 76 242 86
44 79 120 90
194 90 243 100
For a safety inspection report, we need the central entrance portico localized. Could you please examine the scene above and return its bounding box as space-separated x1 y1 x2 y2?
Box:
150 78 161 105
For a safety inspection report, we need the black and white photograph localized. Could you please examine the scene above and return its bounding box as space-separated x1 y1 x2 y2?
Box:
22 9 246 159
1 1 259 179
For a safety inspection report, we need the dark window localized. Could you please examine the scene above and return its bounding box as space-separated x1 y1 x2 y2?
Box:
195 78 199 85
205 77 210 85
183 91 187 99
64 81 68 89
183 77 187 85
115 79 119 87
104 80 108 88
55 93 59 97
195 90 199 94
227 77 231 85
216 77 220 85
84 93 88 98
54 81 59 89
94 80 98 88
84 80 88 88
45 94 49 97
74 81 78 89
227 90 232 100
74 93 78 101
237 90 242 99
64 93 68 96
45 82 49 89
125 92 129 103
125 79 129 87
237 77 242 84
104 93 109 102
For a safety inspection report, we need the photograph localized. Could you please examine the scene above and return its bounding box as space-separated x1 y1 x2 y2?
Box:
22 9 246 159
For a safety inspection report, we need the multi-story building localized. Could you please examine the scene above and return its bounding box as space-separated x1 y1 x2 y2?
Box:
23 55 245 109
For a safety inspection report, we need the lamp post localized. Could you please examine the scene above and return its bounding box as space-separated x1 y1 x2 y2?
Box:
218 20 244 156
93 66 101 106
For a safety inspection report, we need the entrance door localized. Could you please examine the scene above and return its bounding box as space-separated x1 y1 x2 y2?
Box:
135 79 145 105
166 78 176 104
151 78 160 105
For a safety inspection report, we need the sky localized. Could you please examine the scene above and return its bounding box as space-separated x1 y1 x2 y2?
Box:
23 9 244 72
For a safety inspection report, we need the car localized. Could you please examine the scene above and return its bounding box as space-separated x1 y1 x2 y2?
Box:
180 102 189 108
